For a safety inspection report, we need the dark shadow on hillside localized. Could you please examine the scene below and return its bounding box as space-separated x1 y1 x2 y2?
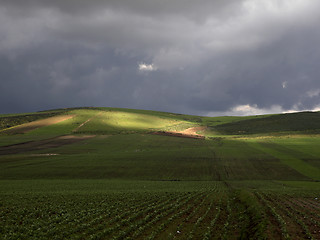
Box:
0 135 94 155
214 111 320 135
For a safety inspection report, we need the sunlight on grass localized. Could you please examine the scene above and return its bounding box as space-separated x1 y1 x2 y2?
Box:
79 111 187 132
101 111 181 130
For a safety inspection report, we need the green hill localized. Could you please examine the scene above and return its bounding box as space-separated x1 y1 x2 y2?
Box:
0 107 319 239
214 111 320 135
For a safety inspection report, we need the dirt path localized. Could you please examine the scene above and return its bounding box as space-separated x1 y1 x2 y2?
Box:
72 112 102 132
1 115 75 134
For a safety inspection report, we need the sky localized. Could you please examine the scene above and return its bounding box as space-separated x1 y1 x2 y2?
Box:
1 0 320 116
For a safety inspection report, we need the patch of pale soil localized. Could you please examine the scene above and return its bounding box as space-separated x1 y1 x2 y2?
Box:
174 126 207 135
2 115 75 134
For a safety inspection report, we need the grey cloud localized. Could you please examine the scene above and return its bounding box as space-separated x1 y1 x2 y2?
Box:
2 0 241 20
1 0 320 115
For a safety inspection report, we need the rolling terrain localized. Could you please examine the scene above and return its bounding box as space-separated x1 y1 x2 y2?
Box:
0 107 319 239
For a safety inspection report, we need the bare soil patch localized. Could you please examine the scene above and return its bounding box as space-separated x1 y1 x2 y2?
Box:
1 115 75 134
0 135 94 155
151 131 205 139
176 126 207 135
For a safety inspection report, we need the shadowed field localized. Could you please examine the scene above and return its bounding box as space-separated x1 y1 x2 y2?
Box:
0 135 93 155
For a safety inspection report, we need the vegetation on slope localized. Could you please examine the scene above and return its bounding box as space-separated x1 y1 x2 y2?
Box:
214 111 320 135
0 109 68 131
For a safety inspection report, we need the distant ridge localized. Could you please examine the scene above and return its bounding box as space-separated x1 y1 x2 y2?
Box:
215 111 320 135
1 107 320 136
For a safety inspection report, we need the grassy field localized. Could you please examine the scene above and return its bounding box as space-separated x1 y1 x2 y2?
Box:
0 107 319 239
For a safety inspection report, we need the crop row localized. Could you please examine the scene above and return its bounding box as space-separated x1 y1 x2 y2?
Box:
255 192 320 240
0 192 204 240
2 188 318 240
0 193 178 239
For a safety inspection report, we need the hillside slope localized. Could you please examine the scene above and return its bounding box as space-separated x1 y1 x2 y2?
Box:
214 111 320 135
0 107 319 181
0 107 320 239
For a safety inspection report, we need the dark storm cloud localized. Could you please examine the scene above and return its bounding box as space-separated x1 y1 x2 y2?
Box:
1 0 320 115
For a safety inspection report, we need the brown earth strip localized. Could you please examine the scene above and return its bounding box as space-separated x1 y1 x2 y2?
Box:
1 115 75 134
151 131 205 139
0 135 94 155
151 127 206 140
